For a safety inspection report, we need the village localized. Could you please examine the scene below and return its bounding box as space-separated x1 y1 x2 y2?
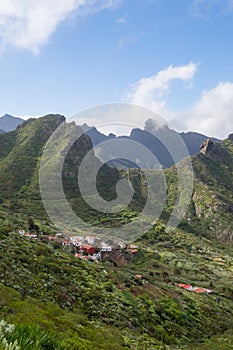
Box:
17 230 139 263
17 230 215 295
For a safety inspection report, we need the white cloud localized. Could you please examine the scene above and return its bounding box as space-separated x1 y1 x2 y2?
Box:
126 64 233 138
118 33 141 47
0 0 117 53
191 0 233 20
176 82 233 138
116 13 127 24
127 62 198 115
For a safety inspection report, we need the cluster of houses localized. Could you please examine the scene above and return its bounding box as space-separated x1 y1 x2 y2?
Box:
176 283 213 294
17 230 138 262
17 230 215 294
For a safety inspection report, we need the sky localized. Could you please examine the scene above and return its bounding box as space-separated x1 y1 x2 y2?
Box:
0 0 233 138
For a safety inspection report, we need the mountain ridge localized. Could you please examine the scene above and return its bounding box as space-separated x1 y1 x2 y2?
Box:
0 114 24 132
0 114 220 170
0 114 232 349
0 114 231 244
82 121 219 168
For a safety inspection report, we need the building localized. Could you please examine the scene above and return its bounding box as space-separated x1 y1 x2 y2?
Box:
81 244 95 255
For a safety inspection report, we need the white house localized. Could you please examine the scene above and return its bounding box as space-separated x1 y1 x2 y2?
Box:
101 246 112 252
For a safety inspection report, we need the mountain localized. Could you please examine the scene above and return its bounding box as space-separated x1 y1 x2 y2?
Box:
82 122 116 144
0 115 233 348
82 119 219 169
0 115 231 243
180 130 219 155
163 135 233 244
190 135 233 242
0 115 67 200
0 114 24 132
0 114 120 230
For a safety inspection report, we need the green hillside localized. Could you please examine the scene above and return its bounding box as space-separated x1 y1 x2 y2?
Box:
0 115 121 231
163 136 233 245
0 228 233 349
1 115 232 245
0 115 232 349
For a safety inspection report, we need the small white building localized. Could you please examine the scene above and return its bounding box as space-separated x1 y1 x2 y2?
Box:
86 236 96 245
70 236 84 245
55 232 63 238
113 240 126 249
101 246 112 252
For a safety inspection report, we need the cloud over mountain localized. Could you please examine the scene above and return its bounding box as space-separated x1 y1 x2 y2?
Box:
177 82 233 138
127 63 233 138
127 62 197 116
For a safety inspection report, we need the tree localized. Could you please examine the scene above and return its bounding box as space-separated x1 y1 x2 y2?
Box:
27 217 39 234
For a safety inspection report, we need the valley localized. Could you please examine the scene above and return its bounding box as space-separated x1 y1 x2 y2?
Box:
0 115 232 349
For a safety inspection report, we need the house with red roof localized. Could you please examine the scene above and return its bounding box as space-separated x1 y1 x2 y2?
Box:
177 283 213 294
81 244 95 255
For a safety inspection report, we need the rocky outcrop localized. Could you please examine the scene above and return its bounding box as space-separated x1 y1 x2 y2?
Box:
82 120 219 169
200 139 214 154
228 133 233 142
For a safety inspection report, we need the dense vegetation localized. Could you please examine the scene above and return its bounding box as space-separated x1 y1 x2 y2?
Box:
0 115 232 349
0 227 233 349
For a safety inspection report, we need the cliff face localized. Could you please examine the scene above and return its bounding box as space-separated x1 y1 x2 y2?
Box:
200 139 214 154
190 137 233 243
162 135 233 244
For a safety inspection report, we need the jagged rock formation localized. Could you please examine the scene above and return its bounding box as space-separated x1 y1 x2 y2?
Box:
187 137 233 244
83 120 219 169
200 139 214 154
0 114 232 244
228 133 233 142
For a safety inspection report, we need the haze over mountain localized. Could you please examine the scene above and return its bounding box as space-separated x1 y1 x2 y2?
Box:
82 119 219 169
0 114 24 132
0 113 219 169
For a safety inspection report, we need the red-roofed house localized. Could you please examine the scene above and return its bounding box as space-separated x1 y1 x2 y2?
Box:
177 284 193 291
127 244 138 249
81 244 95 255
193 287 213 294
129 249 138 254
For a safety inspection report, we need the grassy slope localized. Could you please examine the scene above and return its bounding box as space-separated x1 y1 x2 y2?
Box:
163 137 233 245
0 115 122 231
0 228 233 349
0 117 232 348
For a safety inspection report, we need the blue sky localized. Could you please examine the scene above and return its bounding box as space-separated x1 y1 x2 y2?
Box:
0 0 233 138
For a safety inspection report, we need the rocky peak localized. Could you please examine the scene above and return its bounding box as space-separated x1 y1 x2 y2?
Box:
200 139 214 154
228 133 233 142
144 118 169 133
